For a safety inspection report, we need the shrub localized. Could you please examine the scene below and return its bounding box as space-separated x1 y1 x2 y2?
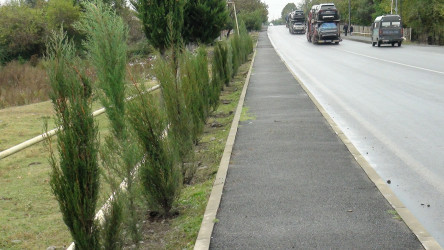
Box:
155 53 194 181
76 0 142 245
46 30 100 250
230 34 241 77
194 46 211 119
179 47 211 144
127 87 181 216
210 42 225 110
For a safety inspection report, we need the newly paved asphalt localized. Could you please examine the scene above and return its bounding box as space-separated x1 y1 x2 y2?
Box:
210 30 423 249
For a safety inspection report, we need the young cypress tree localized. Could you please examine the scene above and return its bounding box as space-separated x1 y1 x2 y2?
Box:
230 34 241 77
210 42 225 110
46 30 100 250
127 86 181 216
155 55 194 181
194 46 211 120
76 0 141 245
179 50 201 143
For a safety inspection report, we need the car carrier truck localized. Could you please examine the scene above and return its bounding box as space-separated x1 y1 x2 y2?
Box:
306 3 341 44
288 10 306 34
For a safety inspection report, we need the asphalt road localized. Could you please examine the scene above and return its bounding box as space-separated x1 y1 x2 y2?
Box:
268 25 444 246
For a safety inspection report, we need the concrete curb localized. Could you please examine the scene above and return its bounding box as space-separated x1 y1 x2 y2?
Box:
342 35 372 44
194 43 258 250
268 32 442 250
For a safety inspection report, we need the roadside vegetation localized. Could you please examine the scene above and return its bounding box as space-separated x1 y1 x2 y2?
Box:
0 0 260 248
276 0 444 45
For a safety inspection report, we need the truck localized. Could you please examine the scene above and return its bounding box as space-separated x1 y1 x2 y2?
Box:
306 3 341 44
288 10 306 34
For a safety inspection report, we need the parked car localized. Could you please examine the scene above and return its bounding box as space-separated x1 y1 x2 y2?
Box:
371 15 403 47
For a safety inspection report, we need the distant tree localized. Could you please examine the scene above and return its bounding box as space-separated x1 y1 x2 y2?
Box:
235 0 268 25
0 2 46 61
183 0 228 44
239 9 263 31
271 18 285 25
45 0 81 42
131 0 184 55
281 3 297 21
401 0 444 44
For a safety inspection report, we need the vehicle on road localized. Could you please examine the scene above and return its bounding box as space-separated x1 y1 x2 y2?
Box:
288 10 306 34
307 3 341 44
314 3 340 21
371 15 403 47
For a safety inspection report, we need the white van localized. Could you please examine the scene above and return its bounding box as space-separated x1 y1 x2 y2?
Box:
371 15 403 47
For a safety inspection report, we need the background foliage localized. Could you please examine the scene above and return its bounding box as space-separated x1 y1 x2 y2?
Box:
183 0 229 44
228 0 268 31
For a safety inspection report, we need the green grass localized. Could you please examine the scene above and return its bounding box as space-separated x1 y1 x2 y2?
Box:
240 106 256 122
0 101 115 249
387 209 402 221
0 88 159 249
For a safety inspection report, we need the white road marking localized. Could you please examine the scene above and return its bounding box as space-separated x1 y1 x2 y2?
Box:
336 48 444 75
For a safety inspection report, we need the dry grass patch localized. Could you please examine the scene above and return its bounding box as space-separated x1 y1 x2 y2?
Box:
0 61 49 109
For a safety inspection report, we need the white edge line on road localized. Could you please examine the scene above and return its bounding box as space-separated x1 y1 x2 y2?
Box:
268 30 442 250
338 48 444 75
194 42 258 250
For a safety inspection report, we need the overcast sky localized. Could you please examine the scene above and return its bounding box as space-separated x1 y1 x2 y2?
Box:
263 0 304 21
0 0 302 22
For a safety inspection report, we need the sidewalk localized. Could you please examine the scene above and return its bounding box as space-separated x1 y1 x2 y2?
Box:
342 34 372 44
208 30 423 249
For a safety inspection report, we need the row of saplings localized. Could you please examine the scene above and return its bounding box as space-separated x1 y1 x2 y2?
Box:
46 1 253 249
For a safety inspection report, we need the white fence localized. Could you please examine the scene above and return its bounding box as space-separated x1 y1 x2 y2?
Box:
0 85 160 160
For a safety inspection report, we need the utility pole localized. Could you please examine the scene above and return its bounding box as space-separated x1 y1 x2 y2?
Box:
391 0 393 14
348 0 351 28
227 1 240 36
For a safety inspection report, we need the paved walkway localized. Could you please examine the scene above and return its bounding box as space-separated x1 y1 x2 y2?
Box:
209 30 423 249
342 34 372 43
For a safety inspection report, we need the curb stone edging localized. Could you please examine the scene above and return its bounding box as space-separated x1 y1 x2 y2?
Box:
194 42 258 250
268 32 442 250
